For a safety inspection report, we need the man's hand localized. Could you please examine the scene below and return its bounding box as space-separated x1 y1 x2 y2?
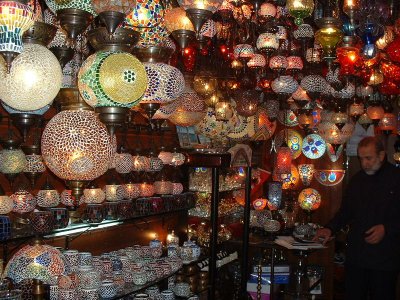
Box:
313 228 333 245
365 224 385 244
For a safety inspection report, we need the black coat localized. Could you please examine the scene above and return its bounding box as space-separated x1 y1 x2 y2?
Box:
326 161 400 271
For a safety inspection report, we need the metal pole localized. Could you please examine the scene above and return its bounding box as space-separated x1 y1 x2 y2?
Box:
209 167 220 300
241 166 252 297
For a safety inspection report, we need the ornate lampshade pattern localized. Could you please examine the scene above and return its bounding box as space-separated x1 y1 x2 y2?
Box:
41 110 115 181
0 195 13 214
92 0 135 15
298 188 321 211
0 1 34 55
125 0 164 28
24 154 46 173
36 189 60 208
301 134 326 159
178 0 223 13
83 187 106 204
0 44 62 111
314 169 346 186
114 153 134 174
251 107 277 141
78 51 147 108
0 148 27 175
45 0 96 15
4 243 68 285
267 181 282 210
11 190 36 214
298 164 315 186
122 183 140 200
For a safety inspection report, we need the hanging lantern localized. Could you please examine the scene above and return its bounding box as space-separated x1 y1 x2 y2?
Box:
121 174 140 200
0 140 27 186
314 18 343 60
140 173 155 197
298 188 321 211
267 181 282 210
271 75 299 96
36 181 60 208
256 33 279 57
164 7 195 50
287 55 303 74
298 164 315 187
358 112 373 130
193 72 218 98
349 102 364 122
269 55 288 74
286 0 314 25
0 185 12 214
378 112 396 135
0 1 34 71
83 184 106 204
234 90 259 117
275 145 292 175
366 104 384 125
233 43 255 61
247 54 266 69
300 74 328 101
11 190 36 214
114 153 134 174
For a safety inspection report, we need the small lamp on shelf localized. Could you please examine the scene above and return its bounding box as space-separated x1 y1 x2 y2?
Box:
298 188 322 223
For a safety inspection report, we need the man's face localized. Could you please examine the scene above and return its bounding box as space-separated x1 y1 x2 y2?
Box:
358 144 385 175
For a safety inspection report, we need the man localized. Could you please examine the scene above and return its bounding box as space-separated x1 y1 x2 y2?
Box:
314 136 400 300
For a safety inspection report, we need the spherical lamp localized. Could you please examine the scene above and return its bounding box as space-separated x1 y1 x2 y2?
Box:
286 0 314 25
0 43 62 111
0 185 12 214
125 0 164 29
36 182 60 208
83 184 105 204
0 141 27 184
11 190 36 214
298 188 321 211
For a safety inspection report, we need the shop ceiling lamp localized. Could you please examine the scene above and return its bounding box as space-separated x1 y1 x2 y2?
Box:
286 0 314 26
298 164 314 187
314 17 343 62
0 0 34 72
342 0 360 26
177 0 223 38
378 112 396 135
41 110 115 207
36 180 60 208
23 144 45 188
0 138 27 188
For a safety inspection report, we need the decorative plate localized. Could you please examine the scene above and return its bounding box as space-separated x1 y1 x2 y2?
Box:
326 143 344 162
228 115 255 142
314 169 345 186
275 129 303 159
301 134 326 159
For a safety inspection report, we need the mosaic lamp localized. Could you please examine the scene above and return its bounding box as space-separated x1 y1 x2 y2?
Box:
177 0 223 38
36 180 60 208
0 139 27 187
114 152 134 174
298 188 321 221
0 43 62 112
298 164 315 187
121 173 140 200
164 7 195 50
314 18 344 61
83 183 105 204
366 103 385 126
378 112 397 135
275 143 292 176
41 110 115 204
234 90 259 118
11 188 36 214
154 168 173 195
0 1 34 72
92 0 136 35
78 51 147 135
267 181 282 211
0 184 12 215
4 240 68 286
286 0 314 25
22 144 46 188
104 174 123 202
139 172 155 197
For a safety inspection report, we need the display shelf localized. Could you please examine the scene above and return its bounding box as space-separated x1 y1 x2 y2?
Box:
188 186 245 193
2 199 195 244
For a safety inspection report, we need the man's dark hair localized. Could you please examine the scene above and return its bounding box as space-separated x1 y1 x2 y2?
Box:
357 136 385 154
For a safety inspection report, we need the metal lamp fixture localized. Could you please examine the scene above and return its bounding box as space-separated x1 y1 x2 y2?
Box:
286 0 314 26
314 17 343 61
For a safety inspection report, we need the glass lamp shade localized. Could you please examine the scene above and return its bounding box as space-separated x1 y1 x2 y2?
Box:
0 1 34 55
367 70 384 86
4 242 68 285
336 46 360 76
258 2 277 19
267 181 282 210
318 121 354 145
358 112 373 129
233 44 255 60
145 156 164 172
172 182 184 194
356 85 373 98
3 102 51 116
286 0 314 25
215 101 234 121
0 149 27 175
24 154 46 173
234 90 259 117
275 146 292 175
193 74 218 98
366 105 385 122
298 164 315 186
293 23 314 40
298 188 321 211
298 112 313 130
78 51 147 108
287 56 303 72
300 74 328 96
158 151 173 165
331 111 349 127
292 86 311 105
140 182 155 197
154 180 173 195
247 54 266 69
269 55 288 73
104 184 123 202
171 152 185 166
306 47 322 63
83 187 105 204
0 44 62 111
200 19 216 38
0 194 13 214
256 33 279 55
164 7 194 32
124 0 163 28
265 99 279 120
349 102 364 120
122 183 140 200
36 189 60 208
274 164 300 190
11 190 36 214
177 0 223 13
315 23 344 59
92 0 134 14
135 23 170 48
169 110 206 127
142 62 185 103
114 153 134 174
378 113 396 133
271 75 299 95
132 156 150 172
41 110 115 181
45 0 95 14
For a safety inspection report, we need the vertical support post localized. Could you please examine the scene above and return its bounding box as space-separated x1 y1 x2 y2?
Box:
208 167 219 300
241 166 252 297
270 247 276 300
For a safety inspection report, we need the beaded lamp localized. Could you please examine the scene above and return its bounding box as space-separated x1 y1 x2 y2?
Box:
0 43 62 111
271 75 299 96
121 174 140 200
233 44 255 61
0 142 27 184
132 155 150 172
114 153 134 174
11 190 36 214
0 1 34 71
300 74 328 101
287 55 304 74
269 55 288 74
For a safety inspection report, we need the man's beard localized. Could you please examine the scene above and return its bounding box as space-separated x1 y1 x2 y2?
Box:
364 161 383 175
